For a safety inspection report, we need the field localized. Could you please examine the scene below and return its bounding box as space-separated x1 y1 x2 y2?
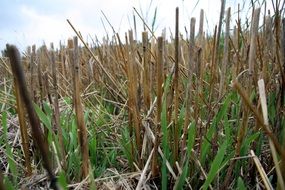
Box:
1 1 285 189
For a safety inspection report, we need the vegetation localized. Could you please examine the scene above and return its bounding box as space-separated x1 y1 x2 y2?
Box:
0 0 285 189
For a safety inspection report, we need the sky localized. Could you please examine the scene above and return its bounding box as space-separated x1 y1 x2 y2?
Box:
0 0 275 52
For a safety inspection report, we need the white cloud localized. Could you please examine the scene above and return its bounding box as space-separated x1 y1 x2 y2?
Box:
19 5 73 46
0 0 275 52
12 1 134 50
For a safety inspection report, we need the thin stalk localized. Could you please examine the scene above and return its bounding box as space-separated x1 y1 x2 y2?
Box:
125 34 135 170
207 25 217 119
198 9 204 46
182 17 195 154
59 43 66 97
38 47 46 104
274 9 285 103
49 43 66 170
6 45 58 189
133 7 157 40
248 8 261 79
234 4 241 77
152 36 164 177
69 37 90 178
218 7 231 99
258 79 285 189
133 13 137 41
173 7 179 167
250 150 274 190
142 31 151 110
263 15 272 84
127 30 142 167
30 45 36 101
198 9 204 80
215 0 226 66
208 0 225 109
13 62 32 176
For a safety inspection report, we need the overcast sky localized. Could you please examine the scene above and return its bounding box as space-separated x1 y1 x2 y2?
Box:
0 0 274 51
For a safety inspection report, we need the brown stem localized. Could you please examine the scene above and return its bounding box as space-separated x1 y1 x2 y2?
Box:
6 44 58 189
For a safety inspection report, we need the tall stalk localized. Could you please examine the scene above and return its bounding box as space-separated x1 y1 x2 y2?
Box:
6 45 58 189
151 36 164 177
173 7 180 167
49 43 66 169
69 37 90 178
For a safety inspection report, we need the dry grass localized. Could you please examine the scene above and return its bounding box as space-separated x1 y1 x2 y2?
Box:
1 1 285 189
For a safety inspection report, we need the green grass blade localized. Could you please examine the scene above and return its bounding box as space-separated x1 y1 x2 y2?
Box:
174 121 195 189
178 104 186 138
2 111 18 184
187 122 196 156
89 133 97 167
237 177 247 190
43 101 53 116
161 75 172 190
57 171 68 190
6 145 18 184
3 176 14 190
151 7 157 32
202 139 228 190
200 121 215 165
161 97 169 190
120 127 133 167
174 161 189 190
34 103 52 131
200 92 233 165
2 111 7 139
240 132 260 156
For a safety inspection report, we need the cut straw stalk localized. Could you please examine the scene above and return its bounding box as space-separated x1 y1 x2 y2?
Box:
126 30 142 166
248 8 260 77
136 148 154 190
133 7 157 41
216 7 230 188
273 9 285 88
125 33 135 169
49 43 66 169
58 43 67 96
182 17 195 154
69 37 90 178
37 47 45 104
143 98 177 180
151 36 164 177
258 79 285 189
30 45 36 101
216 0 225 64
234 3 241 77
218 7 230 99
250 150 274 190
142 31 151 111
208 0 225 108
198 9 204 80
280 17 285 63
6 45 58 189
198 9 204 45
173 7 180 166
13 63 32 176
263 15 273 83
